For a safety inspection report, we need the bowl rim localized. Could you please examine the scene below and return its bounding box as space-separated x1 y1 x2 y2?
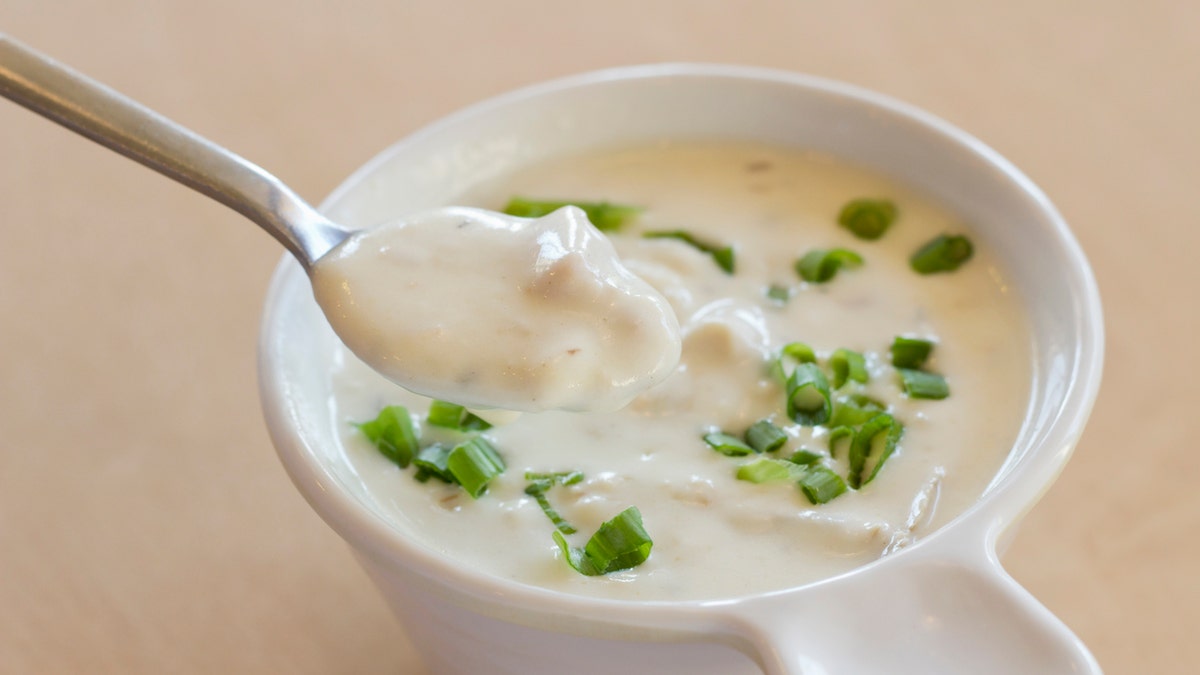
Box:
258 63 1104 627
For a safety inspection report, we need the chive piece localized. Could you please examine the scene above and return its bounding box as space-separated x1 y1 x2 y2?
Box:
643 230 735 274
766 284 792 303
736 457 805 483
898 368 950 400
525 470 585 486
789 449 823 466
446 437 505 498
554 507 653 576
828 394 885 428
838 198 897 240
795 248 863 283
427 400 493 431
412 443 455 483
827 426 855 457
356 406 420 468
910 234 974 274
830 348 869 389
745 420 788 453
848 413 903 488
502 197 640 232
890 336 935 369
786 363 832 426
703 432 755 457
524 471 585 534
797 466 849 504
771 341 818 382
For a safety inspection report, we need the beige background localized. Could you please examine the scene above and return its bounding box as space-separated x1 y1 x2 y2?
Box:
1 1 1195 673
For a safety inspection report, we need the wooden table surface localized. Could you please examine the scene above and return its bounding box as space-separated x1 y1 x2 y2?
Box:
2 2 1195 673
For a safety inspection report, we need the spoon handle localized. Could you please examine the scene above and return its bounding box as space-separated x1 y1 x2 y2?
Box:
0 34 349 267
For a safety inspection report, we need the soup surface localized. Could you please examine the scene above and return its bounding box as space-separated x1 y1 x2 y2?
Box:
326 140 1031 601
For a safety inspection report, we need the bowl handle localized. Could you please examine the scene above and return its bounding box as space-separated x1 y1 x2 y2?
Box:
724 538 1101 675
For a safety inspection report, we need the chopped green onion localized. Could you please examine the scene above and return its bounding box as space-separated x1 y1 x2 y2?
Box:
795 248 863 283
786 363 832 426
745 420 788 453
830 348 868 388
427 400 492 431
827 426 855 457
910 234 974 274
898 368 950 399
848 413 903 488
797 466 849 504
736 457 805 483
771 341 817 382
789 449 824 466
553 506 653 576
525 470 585 486
356 406 420 468
502 197 640 232
838 198 897 240
766 283 792 303
446 437 505 498
890 336 935 369
828 394 885 428
703 432 755 456
412 443 454 483
643 230 735 274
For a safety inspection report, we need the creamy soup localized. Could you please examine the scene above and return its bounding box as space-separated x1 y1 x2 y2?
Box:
326 140 1030 601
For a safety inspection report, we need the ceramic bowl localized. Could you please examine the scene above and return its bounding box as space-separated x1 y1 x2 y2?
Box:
258 64 1104 674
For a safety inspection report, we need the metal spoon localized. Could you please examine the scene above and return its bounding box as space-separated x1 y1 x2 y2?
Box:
0 33 350 268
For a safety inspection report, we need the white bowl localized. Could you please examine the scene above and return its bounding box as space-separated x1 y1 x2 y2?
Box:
259 64 1104 675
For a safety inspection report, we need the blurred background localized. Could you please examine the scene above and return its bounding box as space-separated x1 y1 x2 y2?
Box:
1 1 1195 672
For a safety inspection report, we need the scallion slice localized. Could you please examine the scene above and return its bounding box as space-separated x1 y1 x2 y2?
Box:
830 348 869 388
795 248 863 283
446 437 506 498
524 472 582 535
766 283 792 303
890 336 934 369
828 394 885 428
789 449 824 466
786 363 832 426
827 426 855 457
412 443 454 483
838 198 897 240
898 368 950 400
703 432 755 456
502 197 640 232
736 457 805 483
427 399 493 431
797 465 849 505
553 506 653 576
771 341 817 382
355 406 420 468
848 413 903 488
643 230 735 274
910 234 974 274
745 420 788 453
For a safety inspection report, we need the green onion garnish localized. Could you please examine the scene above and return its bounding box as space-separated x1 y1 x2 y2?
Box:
446 437 506 498
898 368 950 399
771 341 817 382
553 506 653 576
827 426 855 457
789 449 824 466
786 363 832 426
703 432 755 457
830 348 868 389
795 248 863 283
745 419 788 453
848 413 903 488
766 283 792 303
502 197 640 232
797 465 849 504
643 230 735 274
524 471 584 535
910 234 974 274
427 400 492 431
838 198 897 240
412 443 454 483
890 336 934 369
356 406 420 468
736 457 805 483
828 394 885 428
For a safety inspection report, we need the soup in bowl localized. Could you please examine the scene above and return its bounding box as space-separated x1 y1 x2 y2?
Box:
259 64 1103 674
